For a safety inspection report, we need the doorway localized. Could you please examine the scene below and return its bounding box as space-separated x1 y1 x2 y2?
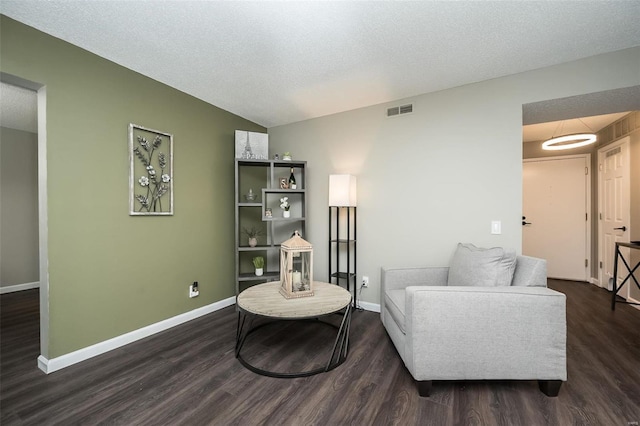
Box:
0 73 49 364
523 155 591 281
598 137 631 297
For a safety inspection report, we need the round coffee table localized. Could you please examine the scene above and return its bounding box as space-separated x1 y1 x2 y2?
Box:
235 281 352 378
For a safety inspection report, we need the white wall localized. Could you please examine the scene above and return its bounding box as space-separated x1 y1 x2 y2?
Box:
269 47 640 305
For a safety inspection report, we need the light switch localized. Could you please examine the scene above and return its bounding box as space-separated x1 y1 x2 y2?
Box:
491 221 501 235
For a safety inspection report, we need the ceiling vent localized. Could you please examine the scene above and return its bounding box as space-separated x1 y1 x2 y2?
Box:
386 103 413 118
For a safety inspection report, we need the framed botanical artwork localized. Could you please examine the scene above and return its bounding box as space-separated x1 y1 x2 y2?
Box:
129 123 174 215
235 130 268 160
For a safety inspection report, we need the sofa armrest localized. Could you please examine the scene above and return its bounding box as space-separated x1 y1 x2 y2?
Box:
403 286 566 382
380 267 449 321
381 266 449 292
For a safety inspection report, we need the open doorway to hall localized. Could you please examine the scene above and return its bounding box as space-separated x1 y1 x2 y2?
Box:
0 74 50 363
0 82 39 293
521 87 640 301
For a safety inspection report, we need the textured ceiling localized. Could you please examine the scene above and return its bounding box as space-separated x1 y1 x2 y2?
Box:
2 1 640 128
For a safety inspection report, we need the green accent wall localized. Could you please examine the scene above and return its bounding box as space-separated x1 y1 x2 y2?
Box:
1 16 265 358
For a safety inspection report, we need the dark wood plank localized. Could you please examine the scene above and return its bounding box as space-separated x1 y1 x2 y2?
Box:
1 281 640 425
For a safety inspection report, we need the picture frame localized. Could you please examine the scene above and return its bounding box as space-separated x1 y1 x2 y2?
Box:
129 123 174 215
235 130 268 160
279 177 289 189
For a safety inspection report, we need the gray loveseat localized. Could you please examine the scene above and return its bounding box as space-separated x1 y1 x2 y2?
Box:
380 243 567 397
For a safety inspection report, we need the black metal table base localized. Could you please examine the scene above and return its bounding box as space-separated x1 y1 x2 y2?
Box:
235 304 352 378
611 242 640 310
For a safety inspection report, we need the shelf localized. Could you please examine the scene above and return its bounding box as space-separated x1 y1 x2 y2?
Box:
329 206 357 308
238 272 280 282
331 272 357 280
238 202 262 207
262 216 307 222
237 159 306 167
237 245 280 252
263 189 306 194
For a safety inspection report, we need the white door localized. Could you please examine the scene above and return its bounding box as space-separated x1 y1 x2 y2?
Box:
599 137 631 297
523 156 589 281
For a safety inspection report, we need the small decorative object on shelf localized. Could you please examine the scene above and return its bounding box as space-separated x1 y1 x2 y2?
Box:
265 208 272 218
289 168 297 189
274 154 279 160
244 188 256 202
253 256 265 276
282 152 292 161
279 231 313 298
243 226 263 247
279 177 289 189
280 197 290 218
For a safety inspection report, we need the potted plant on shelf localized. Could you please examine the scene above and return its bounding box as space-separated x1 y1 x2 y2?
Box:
280 197 290 218
252 256 265 276
243 226 263 247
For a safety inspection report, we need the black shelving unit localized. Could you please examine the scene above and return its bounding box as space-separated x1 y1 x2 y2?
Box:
329 206 357 308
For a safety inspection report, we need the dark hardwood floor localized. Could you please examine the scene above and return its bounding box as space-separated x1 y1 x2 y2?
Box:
1 280 639 425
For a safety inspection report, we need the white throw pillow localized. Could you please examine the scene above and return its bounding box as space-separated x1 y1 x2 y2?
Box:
447 243 517 287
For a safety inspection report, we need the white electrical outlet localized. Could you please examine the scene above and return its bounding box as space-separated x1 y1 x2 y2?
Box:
362 276 369 287
189 282 199 298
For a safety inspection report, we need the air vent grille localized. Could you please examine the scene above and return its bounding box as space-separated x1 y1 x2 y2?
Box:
399 104 413 114
386 103 413 118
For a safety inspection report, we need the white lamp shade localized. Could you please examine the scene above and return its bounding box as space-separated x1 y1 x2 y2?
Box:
329 174 357 207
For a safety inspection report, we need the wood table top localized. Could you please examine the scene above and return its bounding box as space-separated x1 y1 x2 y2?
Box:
237 281 351 319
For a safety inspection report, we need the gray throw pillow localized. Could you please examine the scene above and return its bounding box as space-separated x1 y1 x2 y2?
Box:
447 243 517 287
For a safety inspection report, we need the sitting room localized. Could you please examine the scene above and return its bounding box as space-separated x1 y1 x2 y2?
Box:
1 2 639 424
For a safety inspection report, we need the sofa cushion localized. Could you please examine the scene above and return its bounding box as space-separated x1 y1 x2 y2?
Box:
385 289 406 334
447 243 516 287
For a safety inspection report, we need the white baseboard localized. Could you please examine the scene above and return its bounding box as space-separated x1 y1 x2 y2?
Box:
0 281 40 294
359 301 380 313
38 296 236 374
589 277 600 286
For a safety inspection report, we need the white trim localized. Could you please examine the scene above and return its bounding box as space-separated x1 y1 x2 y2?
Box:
37 85 50 360
359 301 380 313
589 277 601 287
0 281 40 294
38 296 236 374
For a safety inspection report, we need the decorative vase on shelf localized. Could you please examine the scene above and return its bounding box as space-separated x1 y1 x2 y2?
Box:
255 268 263 277
248 237 257 247
283 210 291 218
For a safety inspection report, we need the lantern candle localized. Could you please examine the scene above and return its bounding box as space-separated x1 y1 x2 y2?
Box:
292 271 302 287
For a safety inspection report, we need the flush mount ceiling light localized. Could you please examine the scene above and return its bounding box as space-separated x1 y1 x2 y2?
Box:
542 119 596 150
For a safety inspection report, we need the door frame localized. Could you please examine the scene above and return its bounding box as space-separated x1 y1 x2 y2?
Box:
0 72 50 363
597 136 631 291
523 154 591 282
